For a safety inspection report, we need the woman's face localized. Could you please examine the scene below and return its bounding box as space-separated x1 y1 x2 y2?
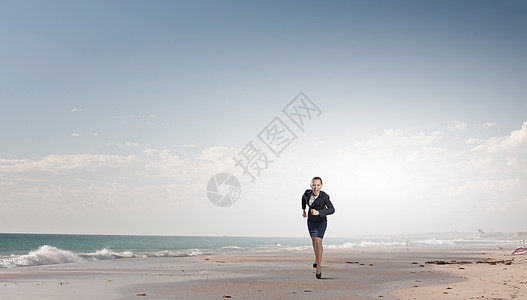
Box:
311 179 322 196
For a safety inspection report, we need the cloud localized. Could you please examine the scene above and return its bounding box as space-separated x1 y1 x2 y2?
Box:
109 141 140 148
312 140 327 146
0 154 137 174
143 148 185 171
332 123 527 231
0 145 242 223
358 129 442 148
473 122 527 153
480 122 496 128
448 120 468 131
198 146 238 161
2 123 526 235
466 138 481 144
144 148 169 157
71 108 82 112
123 141 139 147
71 133 80 137
455 178 521 195
142 114 156 126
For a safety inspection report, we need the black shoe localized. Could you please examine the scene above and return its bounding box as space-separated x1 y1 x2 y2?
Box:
316 272 322 279
313 263 317 268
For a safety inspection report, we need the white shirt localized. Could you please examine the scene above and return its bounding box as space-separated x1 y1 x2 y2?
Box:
309 193 318 206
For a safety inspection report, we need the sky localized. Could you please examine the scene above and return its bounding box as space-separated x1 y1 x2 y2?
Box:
1 0 526 237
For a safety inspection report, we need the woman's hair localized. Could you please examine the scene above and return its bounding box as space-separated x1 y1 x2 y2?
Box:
311 176 323 185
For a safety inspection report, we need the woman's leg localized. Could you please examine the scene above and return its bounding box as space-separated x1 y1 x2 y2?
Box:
311 236 319 264
314 237 323 274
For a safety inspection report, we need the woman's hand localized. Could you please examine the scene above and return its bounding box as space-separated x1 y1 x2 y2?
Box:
302 210 307 218
311 209 320 216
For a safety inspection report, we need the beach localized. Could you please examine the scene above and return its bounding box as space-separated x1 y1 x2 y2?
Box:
392 249 527 299
2 247 525 299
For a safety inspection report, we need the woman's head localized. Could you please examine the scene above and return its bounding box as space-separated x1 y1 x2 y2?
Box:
311 177 323 195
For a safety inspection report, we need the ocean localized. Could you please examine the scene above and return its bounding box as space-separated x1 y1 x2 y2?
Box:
1 233 523 269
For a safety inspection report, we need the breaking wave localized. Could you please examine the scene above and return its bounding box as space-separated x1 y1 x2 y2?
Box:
412 238 455 246
0 238 459 268
221 246 245 250
0 245 205 268
324 238 455 249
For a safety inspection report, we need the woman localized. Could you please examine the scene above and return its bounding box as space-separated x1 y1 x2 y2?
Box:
301 176 335 279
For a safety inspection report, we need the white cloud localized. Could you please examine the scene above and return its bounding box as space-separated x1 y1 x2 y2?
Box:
448 120 468 131
144 148 168 156
0 146 243 234
480 122 496 128
312 140 327 146
356 129 442 150
142 114 156 126
71 108 82 112
455 178 521 195
0 154 137 174
466 138 481 144
124 141 139 147
505 156 517 167
109 141 140 148
143 148 185 171
72 133 80 137
473 122 527 153
198 146 238 161
2 123 526 236
332 123 527 233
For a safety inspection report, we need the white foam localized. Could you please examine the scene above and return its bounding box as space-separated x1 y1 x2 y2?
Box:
78 248 136 261
324 239 455 249
0 245 82 268
0 245 210 268
412 238 455 246
324 241 406 249
284 245 312 251
325 242 356 249
145 249 207 258
221 246 244 250
187 249 206 256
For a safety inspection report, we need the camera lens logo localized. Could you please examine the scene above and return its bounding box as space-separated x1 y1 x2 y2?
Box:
206 173 241 207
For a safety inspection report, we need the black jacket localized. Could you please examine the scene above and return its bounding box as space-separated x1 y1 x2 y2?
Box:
301 190 335 222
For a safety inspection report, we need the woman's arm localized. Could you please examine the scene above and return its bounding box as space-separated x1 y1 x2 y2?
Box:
301 191 308 217
318 196 335 217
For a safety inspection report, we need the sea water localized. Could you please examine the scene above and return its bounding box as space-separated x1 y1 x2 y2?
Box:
0 233 520 268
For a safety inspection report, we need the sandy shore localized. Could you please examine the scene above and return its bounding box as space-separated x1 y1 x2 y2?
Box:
1 247 525 299
392 249 527 299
